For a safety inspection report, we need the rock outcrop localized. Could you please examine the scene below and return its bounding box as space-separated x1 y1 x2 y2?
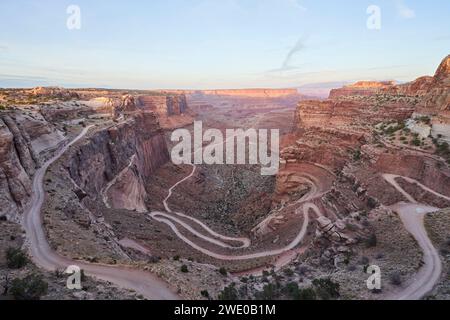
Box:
0 116 35 221
329 81 397 99
29 87 80 100
137 94 193 129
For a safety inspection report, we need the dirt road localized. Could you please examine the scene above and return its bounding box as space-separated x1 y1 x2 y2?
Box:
22 126 179 300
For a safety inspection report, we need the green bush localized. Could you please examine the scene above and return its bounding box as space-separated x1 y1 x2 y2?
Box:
218 283 238 300
200 290 210 298
6 248 29 269
218 267 228 276
312 278 340 300
256 283 277 300
10 274 48 300
411 137 421 146
180 265 189 273
296 288 317 300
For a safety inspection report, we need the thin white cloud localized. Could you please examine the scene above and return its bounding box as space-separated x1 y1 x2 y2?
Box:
395 0 416 19
287 0 307 12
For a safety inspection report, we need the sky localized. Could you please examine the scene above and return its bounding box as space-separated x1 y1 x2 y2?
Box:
0 0 449 90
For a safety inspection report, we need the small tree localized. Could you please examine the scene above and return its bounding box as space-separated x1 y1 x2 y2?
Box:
218 283 238 300
6 248 28 269
312 278 340 300
10 274 48 300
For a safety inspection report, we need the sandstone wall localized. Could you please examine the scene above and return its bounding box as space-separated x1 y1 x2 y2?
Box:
295 99 414 130
198 88 300 98
0 114 38 221
67 112 169 203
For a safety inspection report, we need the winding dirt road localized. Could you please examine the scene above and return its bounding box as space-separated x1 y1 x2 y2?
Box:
22 126 179 300
56 126 447 300
148 163 328 261
383 174 449 300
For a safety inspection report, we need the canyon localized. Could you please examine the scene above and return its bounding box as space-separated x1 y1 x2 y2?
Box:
0 55 449 301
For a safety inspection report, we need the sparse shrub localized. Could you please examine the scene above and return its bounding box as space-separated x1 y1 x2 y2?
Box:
200 290 210 298
296 287 317 300
411 137 421 147
6 248 28 269
256 283 277 300
10 274 48 300
367 197 378 209
218 267 227 276
353 149 362 161
390 272 402 286
173 255 180 261
180 265 189 273
283 282 299 297
283 268 294 277
312 278 340 300
218 283 238 300
365 233 378 248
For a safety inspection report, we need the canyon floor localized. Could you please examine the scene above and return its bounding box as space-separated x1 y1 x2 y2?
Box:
1 55 449 301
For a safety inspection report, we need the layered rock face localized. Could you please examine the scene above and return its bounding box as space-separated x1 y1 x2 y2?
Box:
329 55 449 113
67 111 170 212
137 94 192 129
29 87 80 100
197 88 300 98
137 95 187 116
296 99 415 130
0 109 69 220
0 115 36 221
329 81 397 99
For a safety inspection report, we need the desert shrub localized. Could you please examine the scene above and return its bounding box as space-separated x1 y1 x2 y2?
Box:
6 248 28 269
390 272 402 286
367 197 378 209
296 287 317 300
218 267 227 276
10 274 48 300
180 265 189 273
353 149 362 161
218 283 238 300
411 137 421 146
255 283 277 300
312 278 340 300
283 268 294 277
0 105 5 110
283 282 299 298
173 255 180 261
365 233 378 248
200 290 210 298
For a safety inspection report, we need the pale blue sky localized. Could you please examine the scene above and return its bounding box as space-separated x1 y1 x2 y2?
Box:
0 0 449 89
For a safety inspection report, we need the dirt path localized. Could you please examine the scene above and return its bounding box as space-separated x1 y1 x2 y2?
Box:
22 126 179 300
148 162 328 262
382 173 448 300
